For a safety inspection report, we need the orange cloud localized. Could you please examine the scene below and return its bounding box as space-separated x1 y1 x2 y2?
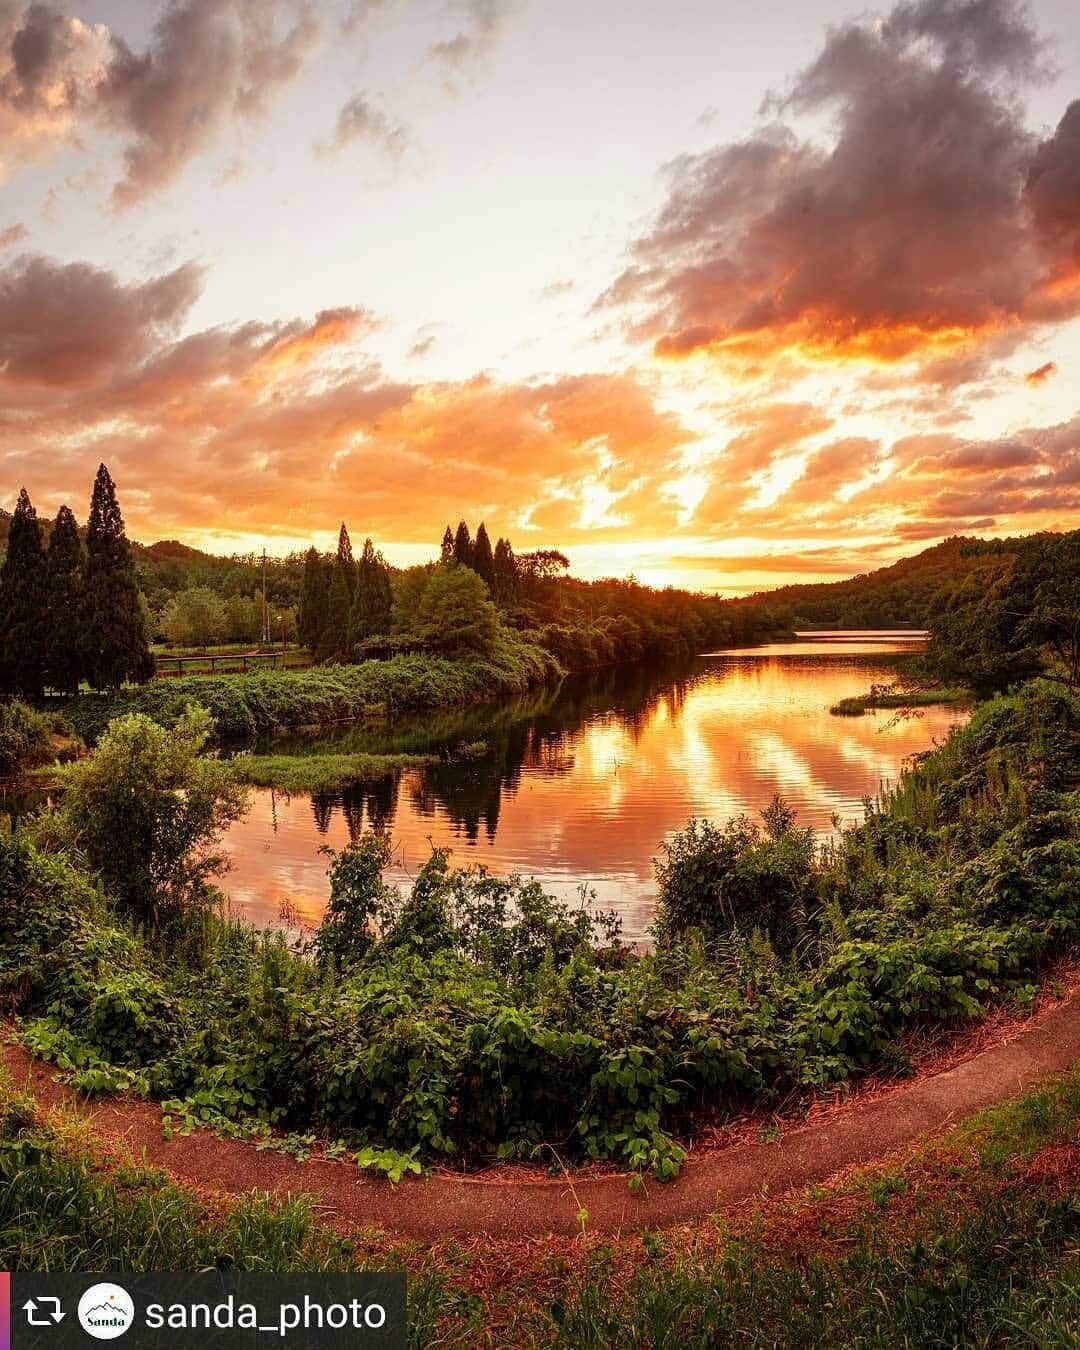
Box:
602 2 1080 377
1025 360 1058 386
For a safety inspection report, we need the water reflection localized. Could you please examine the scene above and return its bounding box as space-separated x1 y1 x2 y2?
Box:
220 640 968 941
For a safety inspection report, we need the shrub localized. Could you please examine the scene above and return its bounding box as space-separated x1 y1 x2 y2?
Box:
0 700 54 776
39 705 248 929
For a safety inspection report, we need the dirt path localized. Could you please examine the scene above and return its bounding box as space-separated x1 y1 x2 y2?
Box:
5 992 1080 1239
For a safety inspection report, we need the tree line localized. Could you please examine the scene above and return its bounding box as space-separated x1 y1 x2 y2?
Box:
0 465 152 698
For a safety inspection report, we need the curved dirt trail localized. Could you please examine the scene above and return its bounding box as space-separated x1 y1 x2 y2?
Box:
5 992 1079 1239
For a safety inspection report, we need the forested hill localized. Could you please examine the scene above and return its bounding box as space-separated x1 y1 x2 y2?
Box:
0 507 1053 630
745 535 1039 628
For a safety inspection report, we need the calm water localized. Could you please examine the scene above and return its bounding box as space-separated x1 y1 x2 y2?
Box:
219 635 966 942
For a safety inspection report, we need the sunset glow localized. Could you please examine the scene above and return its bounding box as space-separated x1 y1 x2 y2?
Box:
2 0 1079 587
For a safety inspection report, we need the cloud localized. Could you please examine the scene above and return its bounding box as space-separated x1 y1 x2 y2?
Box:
0 250 692 546
0 1 111 172
0 252 202 387
601 0 1080 374
428 0 512 76
1024 360 1057 385
0 1 321 206
0 221 27 247
320 92 410 161
100 0 319 208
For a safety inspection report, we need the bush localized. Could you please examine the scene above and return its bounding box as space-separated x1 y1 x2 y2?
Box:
38 705 248 928
0 700 54 776
3 681 1077 1177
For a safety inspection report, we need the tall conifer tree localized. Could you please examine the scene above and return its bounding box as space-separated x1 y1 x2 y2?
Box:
0 488 46 698
43 505 85 696
440 525 455 563
351 537 393 644
297 547 329 653
453 520 473 569
473 522 495 591
321 523 357 660
81 464 153 689
493 536 518 604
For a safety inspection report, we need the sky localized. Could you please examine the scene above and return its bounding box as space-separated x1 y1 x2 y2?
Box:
1 0 1079 592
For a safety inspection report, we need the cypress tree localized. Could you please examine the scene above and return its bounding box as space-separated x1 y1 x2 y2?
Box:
43 505 85 696
321 523 356 661
453 520 473 570
81 464 153 690
297 547 329 653
351 537 393 644
473 522 495 592
493 536 518 603
440 526 455 563
0 488 46 698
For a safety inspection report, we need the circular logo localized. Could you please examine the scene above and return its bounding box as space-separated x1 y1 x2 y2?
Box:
77 1284 135 1340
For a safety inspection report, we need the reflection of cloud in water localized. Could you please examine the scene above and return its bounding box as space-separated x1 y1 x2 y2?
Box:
221 644 967 942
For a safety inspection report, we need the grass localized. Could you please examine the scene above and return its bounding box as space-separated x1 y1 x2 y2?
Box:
830 685 971 716
1 1064 1077 1346
64 635 559 744
231 751 436 792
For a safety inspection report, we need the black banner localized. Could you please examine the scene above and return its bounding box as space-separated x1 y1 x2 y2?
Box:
9 1274 405 1349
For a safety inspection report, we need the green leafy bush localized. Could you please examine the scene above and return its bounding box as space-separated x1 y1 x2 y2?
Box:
2 681 1077 1178
0 700 54 776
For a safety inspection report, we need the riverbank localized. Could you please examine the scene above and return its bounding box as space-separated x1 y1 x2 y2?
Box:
63 635 560 743
231 751 437 793
5 679 1076 1179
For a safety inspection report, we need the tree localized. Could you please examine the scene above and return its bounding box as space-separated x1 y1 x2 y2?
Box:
928 531 1080 691
45 706 248 930
415 563 500 654
493 536 518 604
81 465 154 689
226 593 262 644
351 537 393 644
440 526 455 563
321 524 357 661
161 587 228 647
0 489 46 699
453 520 473 569
43 506 85 696
1012 532 1080 687
297 548 329 653
472 522 495 592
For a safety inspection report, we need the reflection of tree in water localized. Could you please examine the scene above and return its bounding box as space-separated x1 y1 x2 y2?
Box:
310 770 403 839
297 658 708 846
407 658 703 843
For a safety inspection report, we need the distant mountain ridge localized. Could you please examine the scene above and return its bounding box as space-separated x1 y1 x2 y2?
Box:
742 535 1040 628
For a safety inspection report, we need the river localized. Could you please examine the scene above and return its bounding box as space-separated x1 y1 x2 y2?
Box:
218 633 967 943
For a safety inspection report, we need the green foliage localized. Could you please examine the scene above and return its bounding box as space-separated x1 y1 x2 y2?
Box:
231 751 433 793
0 700 54 776
472 522 495 591
43 505 85 697
4 681 1078 1181
350 538 393 645
81 464 154 690
415 564 501 654
653 798 816 949
925 530 1080 692
161 587 228 647
296 547 329 653
39 706 248 928
0 488 46 699
65 637 559 743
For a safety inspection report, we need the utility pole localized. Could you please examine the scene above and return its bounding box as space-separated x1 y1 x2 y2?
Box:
261 548 269 646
